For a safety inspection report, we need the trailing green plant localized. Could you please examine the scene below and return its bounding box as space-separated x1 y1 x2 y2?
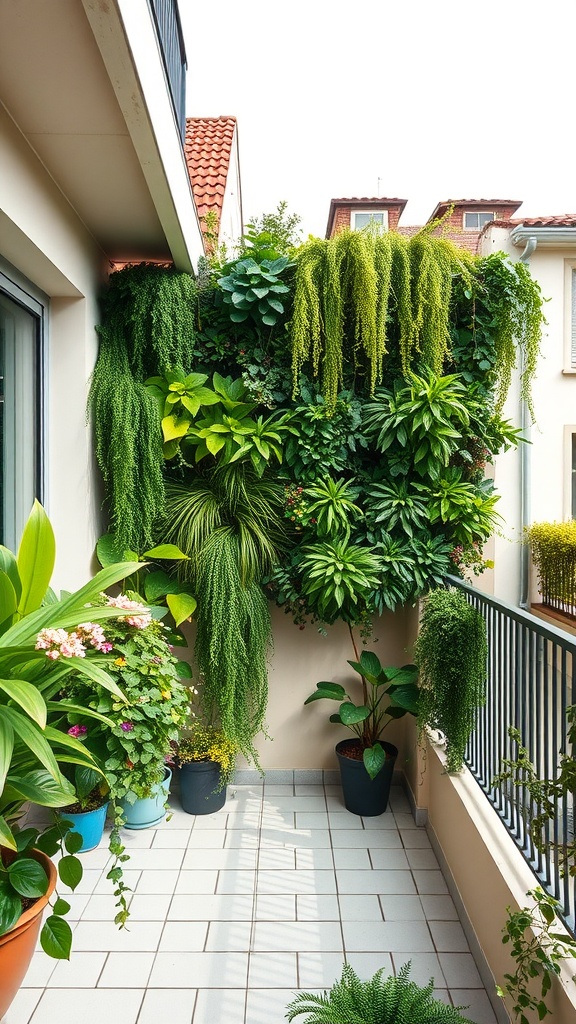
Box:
494 705 576 878
408 231 474 375
305 651 419 779
194 528 271 766
89 263 197 550
526 521 576 608
497 888 576 1024
285 961 475 1024
475 253 545 420
414 588 487 772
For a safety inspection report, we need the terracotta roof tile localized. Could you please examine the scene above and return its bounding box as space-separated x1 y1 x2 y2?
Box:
512 214 576 227
185 116 237 230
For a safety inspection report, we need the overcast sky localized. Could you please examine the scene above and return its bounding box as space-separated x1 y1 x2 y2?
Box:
182 0 575 241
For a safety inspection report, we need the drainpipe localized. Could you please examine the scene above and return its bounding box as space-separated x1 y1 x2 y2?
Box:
518 236 538 609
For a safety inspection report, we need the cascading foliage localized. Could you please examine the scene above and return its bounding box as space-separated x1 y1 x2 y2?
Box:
89 263 197 550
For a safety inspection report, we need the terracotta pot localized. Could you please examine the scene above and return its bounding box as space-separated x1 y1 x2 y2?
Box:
0 849 57 1019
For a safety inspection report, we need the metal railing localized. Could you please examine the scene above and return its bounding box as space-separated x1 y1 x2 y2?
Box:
447 576 576 935
148 0 187 141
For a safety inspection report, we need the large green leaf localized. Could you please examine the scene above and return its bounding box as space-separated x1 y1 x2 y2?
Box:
8 858 48 898
0 677 47 727
388 683 420 713
363 742 386 780
0 814 16 850
339 702 370 726
0 880 23 935
0 717 14 794
96 533 132 567
142 544 190 561
6 769 76 807
0 570 18 626
61 658 126 701
166 593 197 627
0 546 22 604
3 707 60 779
304 682 346 705
16 501 56 616
58 855 82 891
40 915 73 959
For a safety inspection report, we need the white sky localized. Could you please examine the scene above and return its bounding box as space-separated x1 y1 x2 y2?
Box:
181 0 576 240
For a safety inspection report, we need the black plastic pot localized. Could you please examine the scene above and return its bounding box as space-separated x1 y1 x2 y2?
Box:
335 739 398 817
179 760 226 815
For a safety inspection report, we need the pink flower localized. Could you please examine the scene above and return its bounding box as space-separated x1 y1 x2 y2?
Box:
106 595 152 630
120 721 134 732
67 724 87 737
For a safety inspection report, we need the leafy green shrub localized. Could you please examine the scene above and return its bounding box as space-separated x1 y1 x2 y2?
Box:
526 521 576 606
217 256 291 327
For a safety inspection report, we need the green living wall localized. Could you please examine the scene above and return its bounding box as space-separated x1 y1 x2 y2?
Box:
89 221 544 762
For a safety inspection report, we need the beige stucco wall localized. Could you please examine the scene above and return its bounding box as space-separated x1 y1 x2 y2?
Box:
0 102 106 589
406 737 576 1024
230 603 420 771
478 227 576 605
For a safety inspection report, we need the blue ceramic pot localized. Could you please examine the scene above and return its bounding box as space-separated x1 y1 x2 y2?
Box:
60 802 109 852
119 765 172 830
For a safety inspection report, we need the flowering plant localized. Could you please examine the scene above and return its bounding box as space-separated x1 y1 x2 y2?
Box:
58 598 192 802
175 724 237 789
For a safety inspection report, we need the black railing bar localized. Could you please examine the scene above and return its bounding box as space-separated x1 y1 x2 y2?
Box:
447 576 576 653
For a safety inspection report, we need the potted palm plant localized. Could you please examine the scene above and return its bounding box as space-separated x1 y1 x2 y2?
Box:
285 961 475 1023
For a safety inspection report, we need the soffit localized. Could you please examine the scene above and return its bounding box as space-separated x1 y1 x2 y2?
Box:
0 0 170 260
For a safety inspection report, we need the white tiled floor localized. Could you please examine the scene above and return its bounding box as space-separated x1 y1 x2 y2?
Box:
3 786 498 1024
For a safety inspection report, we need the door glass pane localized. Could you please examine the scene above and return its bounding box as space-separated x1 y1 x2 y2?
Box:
0 292 38 551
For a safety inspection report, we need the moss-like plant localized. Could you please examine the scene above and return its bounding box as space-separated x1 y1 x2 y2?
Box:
526 520 576 608
285 961 475 1024
414 588 487 772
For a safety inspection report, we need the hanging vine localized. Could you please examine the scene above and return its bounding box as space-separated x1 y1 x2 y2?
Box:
408 233 474 374
89 263 198 550
475 253 545 420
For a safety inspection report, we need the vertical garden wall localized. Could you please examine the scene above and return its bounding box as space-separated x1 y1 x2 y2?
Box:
89 223 545 769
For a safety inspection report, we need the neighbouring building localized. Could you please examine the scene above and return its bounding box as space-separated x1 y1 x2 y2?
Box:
185 116 243 254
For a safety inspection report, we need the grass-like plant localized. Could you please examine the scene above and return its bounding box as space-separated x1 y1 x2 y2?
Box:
285 961 475 1023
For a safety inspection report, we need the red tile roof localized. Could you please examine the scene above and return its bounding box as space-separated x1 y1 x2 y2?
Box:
511 214 576 227
185 116 237 231
427 198 522 222
330 196 408 205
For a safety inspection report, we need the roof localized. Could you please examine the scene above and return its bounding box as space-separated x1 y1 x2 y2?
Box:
184 116 237 227
427 198 523 222
510 214 576 227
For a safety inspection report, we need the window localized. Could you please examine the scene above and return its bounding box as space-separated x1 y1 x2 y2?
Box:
351 210 388 233
0 272 44 551
463 211 496 230
571 269 576 368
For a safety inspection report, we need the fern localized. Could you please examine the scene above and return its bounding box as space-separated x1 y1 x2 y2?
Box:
286 962 475 1023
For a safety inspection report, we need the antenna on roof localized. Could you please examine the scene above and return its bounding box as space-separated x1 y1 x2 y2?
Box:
377 177 382 196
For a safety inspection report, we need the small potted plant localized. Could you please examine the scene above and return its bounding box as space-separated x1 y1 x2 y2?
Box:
285 961 475 1023
304 650 419 816
175 722 237 815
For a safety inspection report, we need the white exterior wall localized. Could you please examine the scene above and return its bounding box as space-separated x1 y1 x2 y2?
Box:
0 105 106 589
478 227 576 605
219 126 244 252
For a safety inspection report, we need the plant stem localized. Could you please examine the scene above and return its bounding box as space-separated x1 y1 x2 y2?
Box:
349 623 370 745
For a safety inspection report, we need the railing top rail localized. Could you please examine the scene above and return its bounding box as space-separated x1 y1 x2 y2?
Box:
446 575 576 653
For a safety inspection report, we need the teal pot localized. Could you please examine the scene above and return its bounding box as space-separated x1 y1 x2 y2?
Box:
119 765 172 830
335 739 397 817
179 760 226 815
59 802 108 852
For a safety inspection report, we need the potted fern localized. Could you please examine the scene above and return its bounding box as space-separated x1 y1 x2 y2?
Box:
285 961 475 1023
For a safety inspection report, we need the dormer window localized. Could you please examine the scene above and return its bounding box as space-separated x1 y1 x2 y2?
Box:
352 210 388 232
464 211 496 230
